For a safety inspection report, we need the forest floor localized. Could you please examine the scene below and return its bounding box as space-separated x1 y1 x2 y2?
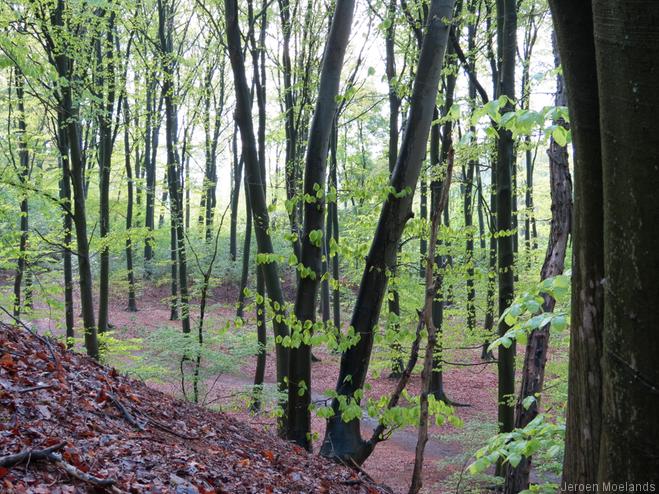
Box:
0 322 389 493
4 280 508 493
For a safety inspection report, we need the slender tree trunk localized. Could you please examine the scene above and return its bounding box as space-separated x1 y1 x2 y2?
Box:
65 82 98 358
236 172 252 318
124 101 138 312
97 12 116 334
504 35 572 492
229 128 243 261
158 0 190 334
384 0 403 376
143 74 158 274
225 0 290 393
12 68 30 319
495 0 517 474
329 119 341 330
58 104 75 343
320 0 456 463
409 147 453 494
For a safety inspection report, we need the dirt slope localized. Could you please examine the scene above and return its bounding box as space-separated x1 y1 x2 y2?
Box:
0 323 386 493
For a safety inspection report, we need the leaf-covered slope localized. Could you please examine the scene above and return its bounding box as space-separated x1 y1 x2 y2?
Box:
0 323 383 493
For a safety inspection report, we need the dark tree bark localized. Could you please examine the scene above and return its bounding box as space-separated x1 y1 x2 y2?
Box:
429 39 457 399
143 73 160 274
504 33 572 493
12 68 30 319
592 1 659 483
96 11 117 334
495 0 517 456
124 100 138 313
229 127 242 261
384 0 404 377
548 0 604 484
286 0 355 449
158 0 190 334
328 119 341 330
225 0 290 391
320 0 456 464
57 98 75 343
463 4 477 333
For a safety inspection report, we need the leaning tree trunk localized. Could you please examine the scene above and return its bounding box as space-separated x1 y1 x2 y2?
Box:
320 0 456 464
593 0 659 483
503 34 572 493
548 0 604 484
225 0 290 390
286 0 355 449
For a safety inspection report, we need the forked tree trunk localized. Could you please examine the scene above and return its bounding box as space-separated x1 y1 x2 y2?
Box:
320 0 456 464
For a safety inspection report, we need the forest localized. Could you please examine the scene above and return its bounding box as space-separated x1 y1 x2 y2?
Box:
0 0 657 492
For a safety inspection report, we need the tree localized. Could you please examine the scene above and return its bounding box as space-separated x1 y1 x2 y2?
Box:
503 32 572 493
320 0 457 464
286 0 355 449
496 0 517 460
550 0 659 484
224 0 290 394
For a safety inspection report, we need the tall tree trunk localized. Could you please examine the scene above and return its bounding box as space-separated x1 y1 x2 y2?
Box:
286 0 355 448
504 34 572 492
225 0 290 392
384 0 403 377
496 0 517 472
12 68 30 319
329 118 341 330
57 102 75 343
143 74 158 274
97 12 116 334
124 101 138 313
320 0 456 464
592 1 659 483
158 0 190 334
229 127 243 261
65 76 98 359
236 171 252 318
549 0 604 484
